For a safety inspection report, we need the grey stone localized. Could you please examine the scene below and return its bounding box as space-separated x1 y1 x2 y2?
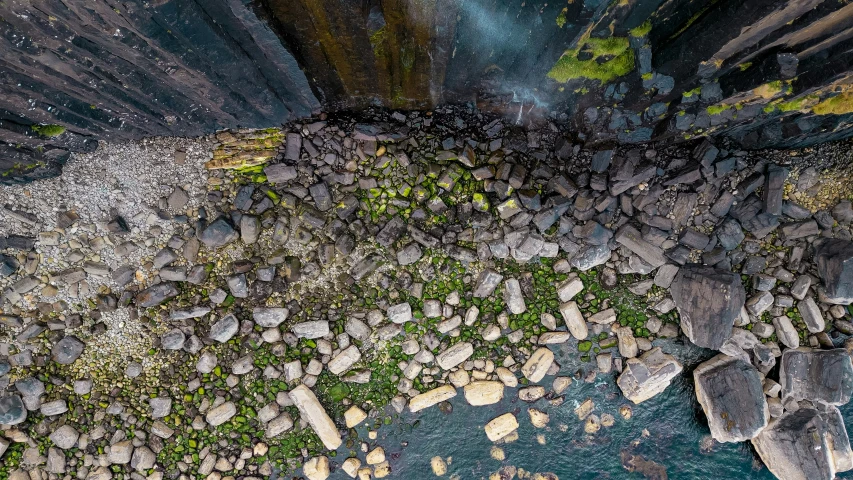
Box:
131 446 156 471
206 401 237 426
199 217 239 247
781 220 819 240
265 163 297 183
51 335 84 364
437 342 474 370
253 307 289 328
791 276 811 300
716 218 745 251
0 395 26 425
763 165 788 216
798 298 825 333
15 376 44 397
153 247 178 269
815 239 853 304
159 265 187 281
780 348 853 406
40 399 68 416
617 347 683 404
752 406 853 480
161 329 186 350
397 243 422 265
345 317 371 341
169 306 211 320
49 425 79 449
136 282 179 307
694 354 768 442
240 214 260 244
571 244 611 271
503 278 526 314
387 303 412 324
209 314 239 343
328 345 361 375
149 397 172 418
292 320 330 339
746 291 774 316
670 265 746 349
227 274 249 298
473 269 503 298
773 316 800 349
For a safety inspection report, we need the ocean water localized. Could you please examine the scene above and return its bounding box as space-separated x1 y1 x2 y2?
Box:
341 338 853 480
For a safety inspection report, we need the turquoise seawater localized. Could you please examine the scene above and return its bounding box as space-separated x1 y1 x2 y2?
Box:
280 338 853 479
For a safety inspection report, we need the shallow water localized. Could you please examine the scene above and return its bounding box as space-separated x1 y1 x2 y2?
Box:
284 338 853 479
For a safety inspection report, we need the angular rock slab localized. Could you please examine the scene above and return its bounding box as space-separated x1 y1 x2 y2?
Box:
816 239 853 304
670 265 746 349
779 348 853 406
289 384 342 450
0 394 27 425
694 354 768 443
753 406 853 480
617 347 683 404
52 335 84 364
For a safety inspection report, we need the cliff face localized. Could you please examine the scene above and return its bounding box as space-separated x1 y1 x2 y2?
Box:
2 0 853 183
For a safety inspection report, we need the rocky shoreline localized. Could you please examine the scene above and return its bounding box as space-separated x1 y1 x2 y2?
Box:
1 108 853 480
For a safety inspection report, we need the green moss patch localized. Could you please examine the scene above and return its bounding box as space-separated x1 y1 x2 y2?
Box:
547 36 635 84
31 124 66 137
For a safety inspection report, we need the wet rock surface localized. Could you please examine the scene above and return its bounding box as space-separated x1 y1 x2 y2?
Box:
694 354 769 443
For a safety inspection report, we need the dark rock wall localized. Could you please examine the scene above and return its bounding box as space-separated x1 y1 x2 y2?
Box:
3 0 853 183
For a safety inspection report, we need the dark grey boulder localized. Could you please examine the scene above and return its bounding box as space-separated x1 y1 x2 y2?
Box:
779 348 853 406
136 282 179 308
670 265 745 349
199 217 239 248
51 336 84 364
694 354 768 442
0 395 27 425
815 239 853 304
752 406 853 480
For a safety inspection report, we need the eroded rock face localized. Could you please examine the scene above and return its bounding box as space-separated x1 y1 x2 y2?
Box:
779 348 853 406
694 354 768 443
670 265 745 349
815 239 853 305
617 347 683 404
752 406 853 480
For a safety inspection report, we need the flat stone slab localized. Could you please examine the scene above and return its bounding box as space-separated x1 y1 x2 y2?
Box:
409 385 457 412
694 354 768 443
463 381 505 406
437 342 474 370
289 385 342 450
521 347 554 383
816 238 853 304
614 224 667 268
779 348 853 406
252 307 289 328
485 413 519 441
617 347 683 404
753 406 853 480
670 265 745 349
328 345 361 375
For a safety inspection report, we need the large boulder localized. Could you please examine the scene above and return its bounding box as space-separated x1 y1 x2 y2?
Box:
693 354 768 442
670 265 746 349
753 406 853 480
617 347 683 404
815 239 853 304
779 348 853 406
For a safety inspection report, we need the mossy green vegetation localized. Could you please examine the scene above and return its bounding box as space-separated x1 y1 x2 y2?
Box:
706 104 730 115
813 92 853 115
629 20 652 37
547 36 635 84
556 8 567 28
31 123 66 137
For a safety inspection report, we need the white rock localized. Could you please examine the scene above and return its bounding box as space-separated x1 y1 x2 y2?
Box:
289 385 342 450
463 381 505 406
559 301 588 340
437 342 474 370
556 277 584 302
409 385 457 412
485 413 518 441
521 347 554 383
328 345 361 375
